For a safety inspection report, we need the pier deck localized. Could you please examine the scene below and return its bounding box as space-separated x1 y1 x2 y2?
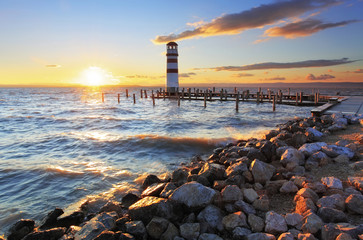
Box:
325 96 363 115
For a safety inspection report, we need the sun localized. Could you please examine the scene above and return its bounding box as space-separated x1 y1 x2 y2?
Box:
79 66 119 86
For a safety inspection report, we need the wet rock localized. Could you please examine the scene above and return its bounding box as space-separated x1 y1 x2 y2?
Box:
146 217 169 239
40 208 64 229
142 174 161 189
280 181 298 193
222 211 248 231
198 233 223 240
321 145 355 159
345 194 363 214
197 205 224 232
285 213 303 230
301 212 323 234
265 130 279 140
221 185 243 203
7 219 35 240
317 207 347 223
299 142 327 158
160 222 179 240
23 227 66 240
278 232 294 240
125 221 146 240
265 211 288 235
122 193 141 208
141 182 167 198
243 188 258 203
276 146 294 158
297 233 317 240
160 183 177 198
57 211 85 228
226 162 248 178
129 197 173 223
246 233 276 240
248 214 264 232
321 177 343 190
260 140 276 162
232 227 252 239
119 233 135 240
247 148 267 162
198 163 226 183
93 230 116 240
280 148 305 171
305 127 324 141
250 159 276 185
169 182 216 209
316 194 345 211
234 200 256 215
171 169 188 185
180 223 200 240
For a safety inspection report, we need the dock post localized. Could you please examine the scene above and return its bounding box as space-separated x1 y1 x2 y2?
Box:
280 91 283 104
178 94 180 107
204 91 207 108
300 92 303 104
182 89 185 99
256 92 260 104
213 87 215 93
288 88 290 96
209 90 212 100
188 88 191 100
234 87 237 93
268 90 271 103
144 90 147 98
258 87 261 93
126 89 129 98
163 90 166 100
196 89 199 99
225 90 228 101
317 92 319 104
140 89 143 98
133 94 136 104
118 93 120 103
220 90 223 101
152 94 155 106
102 93 104 103
236 92 239 112
273 95 276 112
296 92 298 106
246 90 250 100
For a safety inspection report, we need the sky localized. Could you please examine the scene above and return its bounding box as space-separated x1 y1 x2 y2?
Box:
0 0 362 86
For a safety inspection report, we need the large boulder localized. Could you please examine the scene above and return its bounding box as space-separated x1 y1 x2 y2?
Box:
299 142 327 158
305 127 324 141
243 188 259 203
23 227 66 240
221 185 243 203
345 194 363 214
129 197 173 224
316 194 345 211
180 223 200 240
146 217 170 239
301 213 323 234
250 159 276 185
321 177 343 190
197 205 224 232
321 223 363 240
222 211 248 231
198 163 226 183
248 214 264 232
321 145 355 159
264 211 288 235
199 233 223 240
317 207 347 223
285 213 303 230
125 221 147 239
280 148 305 171
348 177 363 191
226 162 248 178
169 182 216 209
7 219 35 240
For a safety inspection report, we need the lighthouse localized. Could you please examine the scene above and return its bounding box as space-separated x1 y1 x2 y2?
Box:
166 42 179 93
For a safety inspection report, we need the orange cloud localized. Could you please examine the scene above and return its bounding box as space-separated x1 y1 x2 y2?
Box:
153 0 340 44
306 73 335 80
232 73 254 77
265 18 359 39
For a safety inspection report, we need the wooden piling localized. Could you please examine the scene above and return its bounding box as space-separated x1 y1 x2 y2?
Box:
152 94 155 106
288 88 291 96
126 89 129 98
182 89 185 99
188 88 191 100
102 93 104 103
220 90 223 101
300 92 303 104
163 90 166 100
144 90 147 99
279 91 283 104
225 90 228 101
133 94 136 104
204 91 207 108
118 93 120 103
256 92 260 104
236 92 239 112
140 89 143 98
178 94 180 107
296 92 298 106
273 95 276 112
213 87 215 93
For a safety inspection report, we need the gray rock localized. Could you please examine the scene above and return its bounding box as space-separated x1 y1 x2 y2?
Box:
285 213 303 230
295 198 317 214
7 219 35 240
321 145 355 159
321 177 343 190
280 181 298 193
297 233 317 240
198 163 226 183
125 221 146 239
296 188 319 203
169 182 216 209
142 174 161 189
243 188 259 203
252 197 270 212
226 162 248 178
197 205 224 232
265 211 288 235
317 207 347 223
301 212 323 234
348 176 363 191
146 217 169 239
316 194 345 211
246 233 276 240
336 233 354 240
141 183 167 198
129 197 173 223
334 154 350 163
280 148 305 171
234 200 256 215
198 233 223 240
250 159 276 185
160 222 179 240
248 214 264 232
221 185 243 203
172 169 188 185
306 127 324 141
278 232 294 240
180 223 200 240
299 142 327 157
260 141 276 161
306 151 330 166
345 194 363 214
276 146 294 158
222 211 248 231
160 183 177 198
321 223 363 240
232 227 252 239
22 227 66 240
303 182 326 194
74 221 107 240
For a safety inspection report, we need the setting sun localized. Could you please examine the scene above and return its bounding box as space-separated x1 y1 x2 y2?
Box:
78 67 119 86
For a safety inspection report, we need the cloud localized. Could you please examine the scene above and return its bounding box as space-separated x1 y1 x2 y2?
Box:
232 73 254 77
179 72 197 78
45 64 61 68
264 18 359 39
153 0 340 43
194 58 357 71
265 77 286 81
306 73 335 80
353 69 363 73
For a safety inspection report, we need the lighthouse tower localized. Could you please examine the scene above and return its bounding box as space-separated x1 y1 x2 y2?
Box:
166 42 179 93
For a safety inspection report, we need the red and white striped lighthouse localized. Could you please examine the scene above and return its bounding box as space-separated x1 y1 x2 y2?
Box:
166 42 179 93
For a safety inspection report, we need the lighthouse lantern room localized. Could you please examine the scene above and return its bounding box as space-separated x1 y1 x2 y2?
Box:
166 42 179 93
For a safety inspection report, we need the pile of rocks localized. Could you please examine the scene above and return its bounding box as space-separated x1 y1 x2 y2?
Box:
5 113 363 240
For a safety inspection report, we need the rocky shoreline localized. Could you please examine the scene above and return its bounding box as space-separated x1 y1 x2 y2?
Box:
4 113 363 240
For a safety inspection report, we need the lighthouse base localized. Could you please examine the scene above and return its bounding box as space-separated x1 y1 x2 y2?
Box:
166 87 178 94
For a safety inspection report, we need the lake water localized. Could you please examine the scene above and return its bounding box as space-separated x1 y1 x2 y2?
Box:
0 86 329 233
